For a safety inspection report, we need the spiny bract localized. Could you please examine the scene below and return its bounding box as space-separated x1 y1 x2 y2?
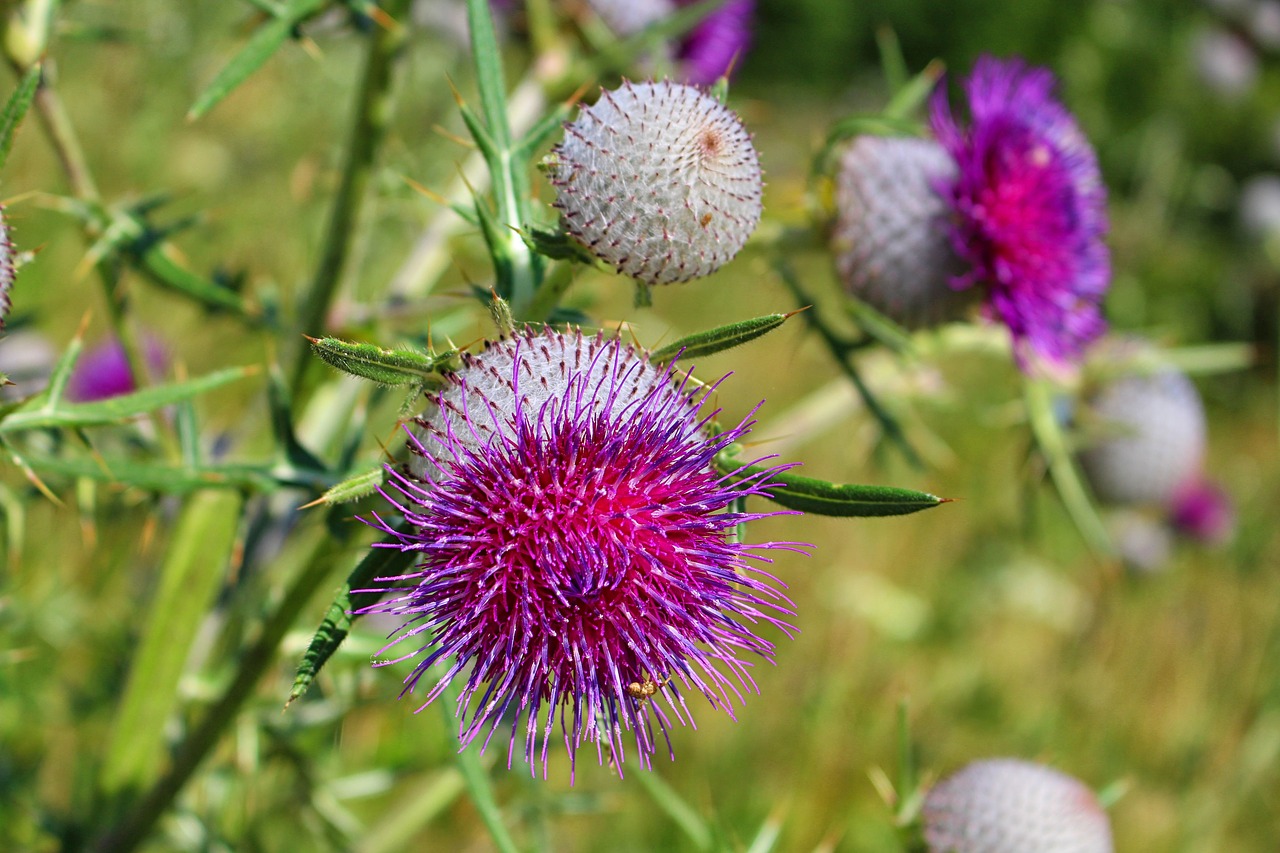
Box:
923 758 1114 853
549 80 763 285
362 327 800 779
831 135 974 329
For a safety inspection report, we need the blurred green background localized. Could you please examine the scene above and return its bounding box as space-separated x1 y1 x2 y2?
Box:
2 0 1279 850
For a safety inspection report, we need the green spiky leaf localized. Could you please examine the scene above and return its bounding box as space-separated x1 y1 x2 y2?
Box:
309 337 457 386
651 312 795 365
0 64 41 171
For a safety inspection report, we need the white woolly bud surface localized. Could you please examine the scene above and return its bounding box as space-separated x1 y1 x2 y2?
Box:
831 136 973 328
550 80 763 285
587 0 675 38
923 759 1114 853
409 328 680 479
1078 369 1206 506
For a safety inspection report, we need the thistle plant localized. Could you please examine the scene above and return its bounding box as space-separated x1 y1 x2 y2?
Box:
0 2 1263 852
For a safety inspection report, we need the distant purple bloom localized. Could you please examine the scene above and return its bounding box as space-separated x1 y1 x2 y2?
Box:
67 337 168 402
360 328 799 778
930 56 1110 368
587 0 754 85
675 0 753 85
1169 478 1235 544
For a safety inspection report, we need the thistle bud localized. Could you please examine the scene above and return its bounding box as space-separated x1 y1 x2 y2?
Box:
549 80 763 285
923 758 1114 853
831 136 973 328
1078 368 1206 507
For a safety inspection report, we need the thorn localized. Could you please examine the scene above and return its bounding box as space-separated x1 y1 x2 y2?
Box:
445 74 465 108
298 35 323 62
297 494 326 510
432 123 475 149
782 305 813 320
400 174 450 206
365 2 397 31
566 79 592 110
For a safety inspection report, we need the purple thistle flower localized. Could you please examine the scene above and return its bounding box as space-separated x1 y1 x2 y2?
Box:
930 56 1111 369
67 336 169 403
359 327 800 779
1169 477 1235 545
674 0 753 85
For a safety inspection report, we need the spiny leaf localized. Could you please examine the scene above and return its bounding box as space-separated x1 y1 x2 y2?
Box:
287 538 417 706
303 465 385 507
651 311 796 366
0 366 254 434
308 337 457 386
719 453 946 517
0 64 41 172
188 0 328 121
17 453 278 493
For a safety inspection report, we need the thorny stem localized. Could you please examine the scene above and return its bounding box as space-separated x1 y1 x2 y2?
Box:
776 263 924 469
290 0 412 396
19 60 165 442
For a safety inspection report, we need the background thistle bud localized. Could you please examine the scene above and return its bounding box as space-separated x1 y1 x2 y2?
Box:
549 80 763 285
831 136 974 328
923 758 1114 853
1078 368 1206 507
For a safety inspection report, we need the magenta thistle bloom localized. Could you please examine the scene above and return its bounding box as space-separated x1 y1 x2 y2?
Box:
675 0 753 85
360 328 799 778
930 56 1110 368
1169 478 1235 544
67 336 169 402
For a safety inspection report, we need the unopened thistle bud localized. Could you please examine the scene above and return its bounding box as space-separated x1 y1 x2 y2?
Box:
1078 368 1206 507
923 758 1114 853
831 136 974 328
549 80 763 285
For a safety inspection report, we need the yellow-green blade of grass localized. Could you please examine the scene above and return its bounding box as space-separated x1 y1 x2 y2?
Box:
97 490 244 798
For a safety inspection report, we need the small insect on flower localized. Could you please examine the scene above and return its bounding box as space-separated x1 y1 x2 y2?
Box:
359 327 803 780
549 80 763 286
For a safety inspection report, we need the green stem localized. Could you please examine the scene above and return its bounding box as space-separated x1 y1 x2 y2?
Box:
290 0 411 395
522 261 574 324
777 264 923 469
444 690 523 853
92 520 344 853
1024 377 1113 554
22 60 166 444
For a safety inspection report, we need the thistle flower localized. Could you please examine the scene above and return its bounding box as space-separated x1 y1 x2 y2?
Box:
930 56 1110 368
67 336 169 403
549 80 763 285
586 0 754 85
1077 368 1206 508
923 758 1114 853
1168 477 1235 545
831 136 975 328
360 327 799 778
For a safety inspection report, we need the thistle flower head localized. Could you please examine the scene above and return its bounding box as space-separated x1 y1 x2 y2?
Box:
1169 477 1235 544
361 327 799 778
831 135 976 328
67 336 169 403
1078 367 1206 507
929 56 1110 368
923 758 1114 853
549 80 763 285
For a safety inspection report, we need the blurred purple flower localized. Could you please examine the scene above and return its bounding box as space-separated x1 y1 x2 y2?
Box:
675 0 753 85
67 337 168 402
587 0 754 85
1169 478 1235 544
930 56 1111 369
360 328 799 778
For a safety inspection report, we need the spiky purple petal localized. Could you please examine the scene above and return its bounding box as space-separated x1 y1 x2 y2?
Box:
675 0 753 85
359 328 800 779
930 56 1110 369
